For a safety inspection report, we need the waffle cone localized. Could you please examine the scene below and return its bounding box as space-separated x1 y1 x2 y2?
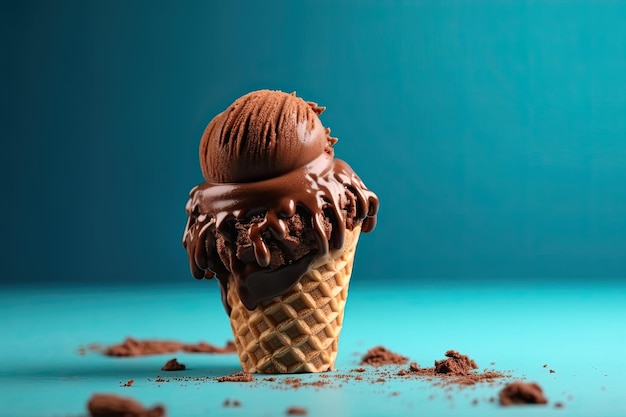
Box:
226 226 361 373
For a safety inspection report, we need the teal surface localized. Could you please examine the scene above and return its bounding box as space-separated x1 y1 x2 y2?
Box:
1 281 625 416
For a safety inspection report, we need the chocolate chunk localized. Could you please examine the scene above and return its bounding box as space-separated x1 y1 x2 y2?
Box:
161 358 185 371
87 394 165 417
499 381 548 406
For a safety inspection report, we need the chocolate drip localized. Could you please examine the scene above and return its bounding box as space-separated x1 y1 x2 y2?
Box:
183 153 379 313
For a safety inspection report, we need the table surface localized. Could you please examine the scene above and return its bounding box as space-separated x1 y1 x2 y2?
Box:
1 279 625 417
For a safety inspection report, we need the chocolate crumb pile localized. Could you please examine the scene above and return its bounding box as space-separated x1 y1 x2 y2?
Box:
286 406 308 415
101 337 236 357
161 358 186 371
499 381 548 406
182 341 237 353
434 350 478 375
87 394 165 417
360 346 409 366
216 371 255 383
365 348 511 388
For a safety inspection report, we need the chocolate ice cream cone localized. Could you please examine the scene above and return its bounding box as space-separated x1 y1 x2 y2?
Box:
183 91 379 375
227 227 361 373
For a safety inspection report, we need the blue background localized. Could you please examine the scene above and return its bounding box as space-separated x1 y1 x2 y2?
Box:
2 0 625 286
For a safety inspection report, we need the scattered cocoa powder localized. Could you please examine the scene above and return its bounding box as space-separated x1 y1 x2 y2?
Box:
360 346 408 366
216 372 254 382
87 393 165 417
101 337 235 357
281 377 333 390
283 378 302 388
499 381 548 406
161 358 186 371
122 379 134 387
155 376 167 383
92 341 520 411
286 406 307 415
77 343 104 356
205 348 509 395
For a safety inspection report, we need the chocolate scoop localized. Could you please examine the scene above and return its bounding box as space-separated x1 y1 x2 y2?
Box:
200 90 335 183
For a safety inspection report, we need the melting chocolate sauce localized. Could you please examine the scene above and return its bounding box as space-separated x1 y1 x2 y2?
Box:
182 153 378 313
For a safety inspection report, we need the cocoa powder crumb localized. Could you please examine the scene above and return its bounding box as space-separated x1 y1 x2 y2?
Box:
409 362 420 372
550 369 555 373
87 393 165 417
499 381 548 406
122 379 134 387
161 358 186 371
286 406 307 415
77 343 103 356
360 346 408 366
351 367 366 372
223 399 242 407
216 372 254 382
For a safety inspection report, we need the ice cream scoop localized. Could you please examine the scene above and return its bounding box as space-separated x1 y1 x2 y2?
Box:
183 90 379 373
199 90 334 183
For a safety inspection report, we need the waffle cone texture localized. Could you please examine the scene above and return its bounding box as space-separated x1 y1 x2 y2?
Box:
226 226 361 373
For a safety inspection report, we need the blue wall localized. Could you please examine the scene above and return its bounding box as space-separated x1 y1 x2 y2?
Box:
2 1 625 286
